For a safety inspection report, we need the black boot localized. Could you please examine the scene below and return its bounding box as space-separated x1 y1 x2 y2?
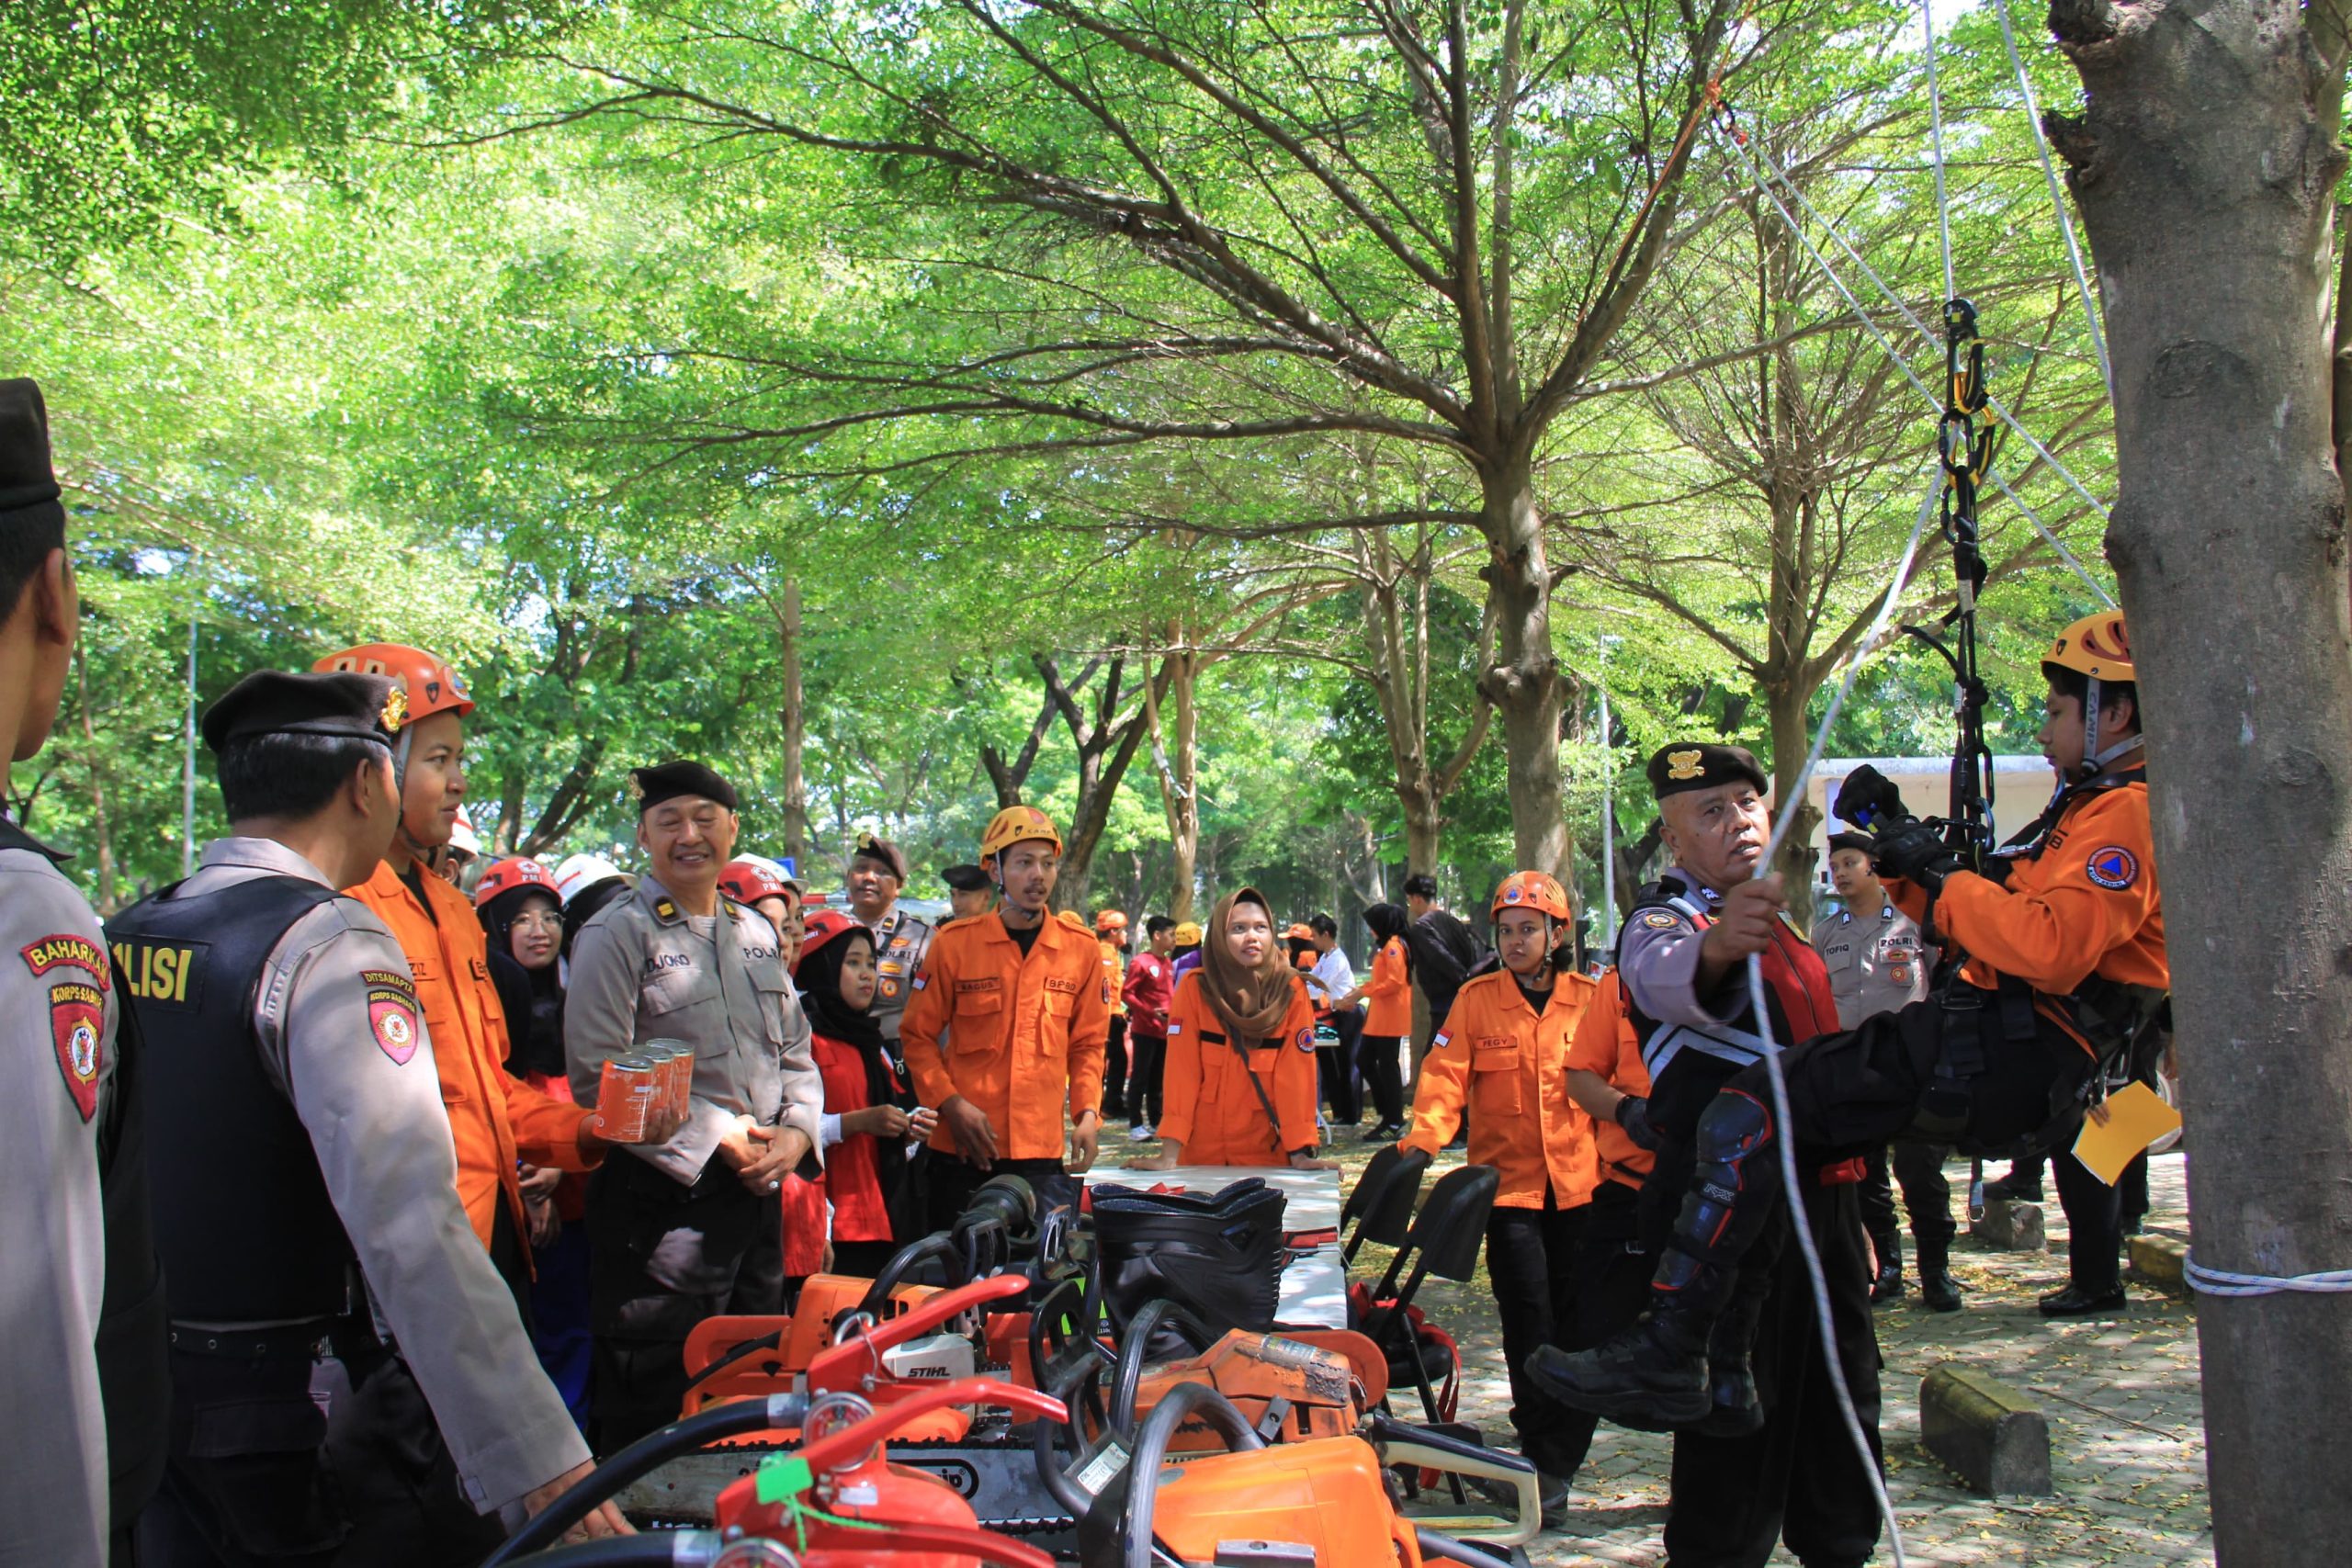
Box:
1524 1302 1712 1429
1868 1228 1905 1304
1917 1237 1963 1314
1694 1272 1770 1438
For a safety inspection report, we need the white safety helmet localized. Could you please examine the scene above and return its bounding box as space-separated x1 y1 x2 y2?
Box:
553 853 627 907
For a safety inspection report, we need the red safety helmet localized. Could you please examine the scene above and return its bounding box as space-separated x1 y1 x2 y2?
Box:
718 857 797 907
793 908 873 976
472 855 559 909
1491 870 1572 921
1095 909 1128 932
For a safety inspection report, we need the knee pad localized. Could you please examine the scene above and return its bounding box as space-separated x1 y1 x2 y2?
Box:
1680 1089 1775 1254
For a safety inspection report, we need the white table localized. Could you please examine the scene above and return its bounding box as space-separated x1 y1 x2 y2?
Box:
1087 1164 1348 1329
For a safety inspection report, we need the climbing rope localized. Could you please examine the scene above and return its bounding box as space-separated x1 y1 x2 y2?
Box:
2185 1258 2352 1297
1918 0 1957 303
1707 117 2119 608
1990 0 2113 396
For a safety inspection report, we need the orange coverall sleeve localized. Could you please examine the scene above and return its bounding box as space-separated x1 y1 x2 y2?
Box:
1398 991 1473 1155
1156 974 1206 1148
1934 794 2161 994
899 942 959 1111
499 1074 598 1173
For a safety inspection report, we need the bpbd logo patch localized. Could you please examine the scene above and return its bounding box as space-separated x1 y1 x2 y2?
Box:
2085 846 2139 890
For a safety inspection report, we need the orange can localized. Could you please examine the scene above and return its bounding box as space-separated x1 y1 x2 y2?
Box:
643 1039 694 1122
596 1054 660 1143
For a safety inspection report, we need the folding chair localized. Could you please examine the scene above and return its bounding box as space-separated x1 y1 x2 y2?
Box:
1341 1143 1432 1266
1355 1163 1498 1427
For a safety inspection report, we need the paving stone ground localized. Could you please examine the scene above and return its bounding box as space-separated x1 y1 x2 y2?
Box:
1327 1138 2211 1566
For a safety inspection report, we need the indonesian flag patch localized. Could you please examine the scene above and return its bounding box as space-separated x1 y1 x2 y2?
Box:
50 979 105 1122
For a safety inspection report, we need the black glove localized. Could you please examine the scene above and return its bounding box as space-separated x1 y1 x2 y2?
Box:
1614 1095 1663 1152
1834 764 1909 830
1872 819 1963 894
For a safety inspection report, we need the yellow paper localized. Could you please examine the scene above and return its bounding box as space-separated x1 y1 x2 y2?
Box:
2070 1080 2182 1185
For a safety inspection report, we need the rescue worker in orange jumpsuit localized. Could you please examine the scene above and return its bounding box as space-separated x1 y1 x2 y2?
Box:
899 806 1110 1228
1096 908 1131 1124
1536 613 2167 1439
1128 887 1333 1172
1343 904 1413 1139
1398 872 1597 1516
319 645 681 1310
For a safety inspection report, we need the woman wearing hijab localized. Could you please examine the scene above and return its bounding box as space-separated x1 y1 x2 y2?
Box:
783 909 940 1281
1344 902 1415 1140
473 856 593 1431
1129 888 1336 1170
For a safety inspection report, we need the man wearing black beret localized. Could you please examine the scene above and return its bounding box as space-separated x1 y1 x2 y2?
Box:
941 863 994 922
1530 741 1881 1568
845 830 933 1050
115 668 625 1554
563 759 824 1450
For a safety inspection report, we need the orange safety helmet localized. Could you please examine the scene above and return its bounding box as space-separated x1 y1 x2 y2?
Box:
472 855 559 909
2042 610 2138 780
979 805 1062 869
312 643 473 724
1491 870 1572 921
718 857 797 907
1095 909 1128 932
792 908 872 976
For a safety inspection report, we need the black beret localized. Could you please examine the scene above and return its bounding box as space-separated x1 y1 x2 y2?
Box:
201 670 404 754
1826 830 1875 856
940 863 991 893
851 831 908 881
0 378 66 526
1646 742 1770 800
628 759 737 815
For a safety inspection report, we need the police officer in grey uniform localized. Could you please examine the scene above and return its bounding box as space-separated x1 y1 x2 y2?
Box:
115 671 616 1567
565 760 824 1450
844 831 933 1050
0 376 165 1568
1812 830 1956 1309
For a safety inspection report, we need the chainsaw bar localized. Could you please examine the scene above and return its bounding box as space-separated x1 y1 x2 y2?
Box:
617 1435 1079 1549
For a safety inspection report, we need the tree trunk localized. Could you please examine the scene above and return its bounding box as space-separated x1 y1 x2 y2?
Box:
777 575 810 863
1154 627 1201 922
1766 679 1824 928
1476 458 1568 880
2050 3 2352 1555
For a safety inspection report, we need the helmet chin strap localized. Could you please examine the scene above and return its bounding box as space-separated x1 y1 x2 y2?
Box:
2078 675 2142 782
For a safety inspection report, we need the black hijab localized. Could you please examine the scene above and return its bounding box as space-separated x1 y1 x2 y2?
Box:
796 924 888 1055
1364 902 1412 977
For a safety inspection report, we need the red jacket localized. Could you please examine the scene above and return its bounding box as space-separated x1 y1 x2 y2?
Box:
1122 951 1177 1037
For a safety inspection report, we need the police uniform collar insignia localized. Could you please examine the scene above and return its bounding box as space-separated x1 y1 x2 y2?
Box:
654 897 678 921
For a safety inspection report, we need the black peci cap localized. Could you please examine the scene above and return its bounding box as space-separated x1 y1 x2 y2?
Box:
201 670 404 754
0 378 66 528
627 760 738 815
1646 742 1770 800
940 863 991 893
1826 830 1875 856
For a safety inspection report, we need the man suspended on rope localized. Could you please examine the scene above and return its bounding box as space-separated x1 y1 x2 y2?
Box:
1530 611 2167 1433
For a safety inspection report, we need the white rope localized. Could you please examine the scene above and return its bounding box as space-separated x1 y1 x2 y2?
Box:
1722 467 1941 1568
1713 123 2120 610
1750 139 2114 529
1918 0 1957 304
2185 1258 2352 1296
1990 0 2113 398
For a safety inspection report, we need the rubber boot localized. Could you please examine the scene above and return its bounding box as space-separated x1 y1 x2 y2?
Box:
1917 1235 1963 1314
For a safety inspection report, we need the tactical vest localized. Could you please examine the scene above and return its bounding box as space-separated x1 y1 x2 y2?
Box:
108 874 357 1323
867 905 933 1044
0 818 168 1529
1625 873 1839 1088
